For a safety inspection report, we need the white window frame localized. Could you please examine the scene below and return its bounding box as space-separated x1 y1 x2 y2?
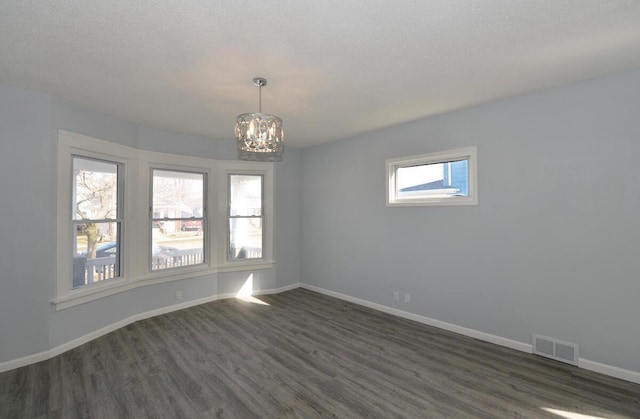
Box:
56 131 136 309
55 131 275 310
227 173 264 262
386 146 478 207
72 156 124 284
217 162 274 272
149 167 208 272
139 151 215 283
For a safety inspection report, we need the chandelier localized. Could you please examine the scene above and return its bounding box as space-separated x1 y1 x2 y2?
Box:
235 77 284 161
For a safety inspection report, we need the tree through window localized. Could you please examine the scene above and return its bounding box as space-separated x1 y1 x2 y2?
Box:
72 156 123 288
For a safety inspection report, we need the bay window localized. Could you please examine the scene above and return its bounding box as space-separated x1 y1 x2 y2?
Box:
56 130 274 310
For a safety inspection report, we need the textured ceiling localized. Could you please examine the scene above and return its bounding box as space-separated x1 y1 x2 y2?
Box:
1 1 640 148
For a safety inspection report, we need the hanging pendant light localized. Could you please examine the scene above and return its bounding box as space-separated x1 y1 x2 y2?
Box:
235 77 284 161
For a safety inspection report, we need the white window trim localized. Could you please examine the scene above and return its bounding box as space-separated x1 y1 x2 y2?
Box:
56 131 137 309
386 146 478 207
54 130 275 311
148 168 208 272
217 162 275 271
137 150 215 283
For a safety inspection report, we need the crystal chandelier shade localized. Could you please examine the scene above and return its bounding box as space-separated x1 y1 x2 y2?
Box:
235 77 284 161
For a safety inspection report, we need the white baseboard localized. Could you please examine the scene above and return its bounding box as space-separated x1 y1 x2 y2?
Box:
47 293 223 362
0 283 299 374
0 350 49 374
300 284 531 353
216 282 302 301
255 282 302 295
3 281 639 385
579 358 640 384
300 284 640 385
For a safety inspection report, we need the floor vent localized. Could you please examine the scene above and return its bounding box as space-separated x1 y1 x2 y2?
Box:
532 334 579 366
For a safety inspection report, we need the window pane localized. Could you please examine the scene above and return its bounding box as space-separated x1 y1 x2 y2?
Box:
150 232 204 271
229 175 262 216
72 156 121 289
229 218 263 260
397 159 468 199
151 169 205 271
73 221 120 288
73 157 118 220
152 170 204 217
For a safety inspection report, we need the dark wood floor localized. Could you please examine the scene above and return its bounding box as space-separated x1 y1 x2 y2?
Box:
1 288 639 418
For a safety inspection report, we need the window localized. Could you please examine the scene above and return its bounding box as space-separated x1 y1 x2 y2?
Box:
56 130 275 310
57 130 135 308
387 147 478 206
72 157 123 288
228 174 263 260
151 169 206 271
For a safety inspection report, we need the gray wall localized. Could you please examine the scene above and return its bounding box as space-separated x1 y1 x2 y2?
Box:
301 68 640 373
0 88 302 363
2 67 638 374
0 85 53 363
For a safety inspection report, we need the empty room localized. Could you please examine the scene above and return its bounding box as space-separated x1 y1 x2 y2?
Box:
1 1 640 418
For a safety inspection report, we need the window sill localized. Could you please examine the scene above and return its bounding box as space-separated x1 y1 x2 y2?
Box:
217 260 275 273
52 261 275 311
138 264 216 285
387 196 478 207
53 279 136 311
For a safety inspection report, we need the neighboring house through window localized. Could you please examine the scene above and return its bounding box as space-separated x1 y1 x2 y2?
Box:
228 174 264 261
387 147 478 206
151 169 206 271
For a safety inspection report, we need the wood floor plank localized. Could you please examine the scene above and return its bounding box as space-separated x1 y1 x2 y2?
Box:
1 288 639 418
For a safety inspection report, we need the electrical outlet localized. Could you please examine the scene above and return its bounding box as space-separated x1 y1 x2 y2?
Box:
175 290 182 300
393 291 400 301
404 293 411 303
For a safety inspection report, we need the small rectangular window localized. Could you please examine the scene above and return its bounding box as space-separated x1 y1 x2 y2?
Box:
72 156 123 288
228 174 264 260
151 169 206 271
387 147 477 206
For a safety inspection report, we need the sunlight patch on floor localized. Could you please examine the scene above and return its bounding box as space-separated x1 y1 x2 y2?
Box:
235 273 270 305
542 408 608 419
